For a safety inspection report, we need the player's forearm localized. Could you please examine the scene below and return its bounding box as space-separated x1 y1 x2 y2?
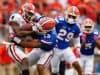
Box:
20 39 41 48
16 31 33 37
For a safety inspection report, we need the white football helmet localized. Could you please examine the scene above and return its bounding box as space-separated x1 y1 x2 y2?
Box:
82 18 95 34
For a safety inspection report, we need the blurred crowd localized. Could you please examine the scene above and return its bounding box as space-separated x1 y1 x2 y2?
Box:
0 0 99 36
0 0 100 25
0 0 100 75
0 0 99 35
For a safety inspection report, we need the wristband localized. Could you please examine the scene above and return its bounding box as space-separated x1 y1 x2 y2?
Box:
32 25 37 31
13 37 21 44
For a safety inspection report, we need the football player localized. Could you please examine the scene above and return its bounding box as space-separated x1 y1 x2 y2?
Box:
51 6 83 75
80 18 100 75
8 3 36 75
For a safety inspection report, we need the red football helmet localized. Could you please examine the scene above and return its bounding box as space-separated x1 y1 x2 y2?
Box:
65 6 80 24
36 17 56 34
82 18 95 34
19 3 36 22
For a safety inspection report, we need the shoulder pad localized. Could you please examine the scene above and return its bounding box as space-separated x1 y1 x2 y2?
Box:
58 16 65 21
94 31 99 35
55 16 65 23
9 13 22 22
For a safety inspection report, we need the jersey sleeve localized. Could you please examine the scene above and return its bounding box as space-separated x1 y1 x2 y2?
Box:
94 31 99 40
55 16 65 23
74 24 81 36
9 13 22 25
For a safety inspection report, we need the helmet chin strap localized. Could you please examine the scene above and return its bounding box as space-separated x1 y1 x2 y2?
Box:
84 28 93 35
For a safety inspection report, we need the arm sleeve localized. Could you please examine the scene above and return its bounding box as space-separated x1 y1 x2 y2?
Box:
73 36 81 48
74 25 81 37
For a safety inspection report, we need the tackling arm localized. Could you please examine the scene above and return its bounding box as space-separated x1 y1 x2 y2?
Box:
19 38 53 49
19 39 41 48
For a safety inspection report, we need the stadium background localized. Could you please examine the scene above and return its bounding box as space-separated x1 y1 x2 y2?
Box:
0 0 99 75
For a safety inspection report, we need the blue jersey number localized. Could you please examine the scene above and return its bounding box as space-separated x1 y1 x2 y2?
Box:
44 34 51 38
57 29 74 42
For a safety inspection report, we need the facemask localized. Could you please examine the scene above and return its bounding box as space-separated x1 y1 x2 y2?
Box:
67 18 75 24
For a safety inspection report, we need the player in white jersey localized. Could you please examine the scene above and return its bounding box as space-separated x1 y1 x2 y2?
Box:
8 3 37 75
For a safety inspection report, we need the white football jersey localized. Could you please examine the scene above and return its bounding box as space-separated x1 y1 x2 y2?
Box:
9 13 26 27
8 13 27 39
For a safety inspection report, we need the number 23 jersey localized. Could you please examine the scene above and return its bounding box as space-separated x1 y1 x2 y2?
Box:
55 16 80 49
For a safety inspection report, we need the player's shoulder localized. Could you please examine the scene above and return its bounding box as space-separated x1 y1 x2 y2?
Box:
93 31 99 35
74 23 80 29
92 31 99 38
9 13 22 21
73 23 80 33
55 16 65 23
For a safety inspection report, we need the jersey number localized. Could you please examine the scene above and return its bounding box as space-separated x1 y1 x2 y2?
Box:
85 43 92 49
57 29 74 42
